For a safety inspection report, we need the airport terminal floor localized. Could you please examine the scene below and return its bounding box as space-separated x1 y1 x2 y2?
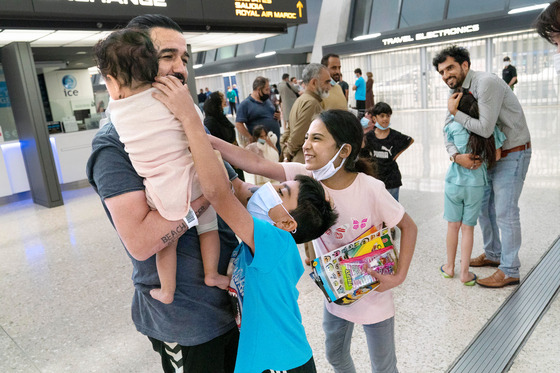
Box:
1 107 558 372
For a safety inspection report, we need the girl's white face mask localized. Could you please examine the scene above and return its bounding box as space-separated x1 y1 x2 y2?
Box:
312 144 347 181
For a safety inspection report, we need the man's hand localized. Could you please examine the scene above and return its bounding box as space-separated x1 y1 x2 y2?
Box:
454 153 482 170
448 91 463 116
152 75 197 124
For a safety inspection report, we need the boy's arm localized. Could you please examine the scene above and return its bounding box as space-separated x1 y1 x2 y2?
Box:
152 76 256 250
209 134 287 182
392 136 414 161
368 212 417 292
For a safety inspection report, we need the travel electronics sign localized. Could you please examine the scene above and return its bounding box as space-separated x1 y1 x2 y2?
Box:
382 24 480 46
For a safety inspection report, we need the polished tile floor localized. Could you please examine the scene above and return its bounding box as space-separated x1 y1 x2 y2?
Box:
1 107 558 372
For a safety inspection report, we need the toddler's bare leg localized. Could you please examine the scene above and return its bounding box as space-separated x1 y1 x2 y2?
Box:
200 230 230 290
150 240 177 304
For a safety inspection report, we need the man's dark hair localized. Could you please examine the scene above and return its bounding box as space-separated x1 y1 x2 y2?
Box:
203 91 226 119
457 90 497 169
253 76 269 91
94 28 158 88
126 14 182 33
372 102 392 116
321 53 340 67
282 73 290 80
354 68 362 75
432 45 471 70
503 56 511 62
290 175 338 243
535 1 560 43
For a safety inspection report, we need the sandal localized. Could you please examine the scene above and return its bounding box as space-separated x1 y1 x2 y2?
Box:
463 273 477 286
440 265 453 279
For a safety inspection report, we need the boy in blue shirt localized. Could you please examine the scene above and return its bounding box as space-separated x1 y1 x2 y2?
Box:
352 68 366 113
441 91 505 285
152 74 338 373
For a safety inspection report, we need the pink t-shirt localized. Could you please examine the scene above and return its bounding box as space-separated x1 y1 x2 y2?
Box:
282 162 405 325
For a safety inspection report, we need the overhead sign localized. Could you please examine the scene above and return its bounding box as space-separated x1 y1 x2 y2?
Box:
382 24 480 46
30 0 198 20
202 0 307 24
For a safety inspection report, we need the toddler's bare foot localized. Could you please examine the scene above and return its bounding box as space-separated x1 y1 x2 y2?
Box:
150 288 174 304
205 273 231 290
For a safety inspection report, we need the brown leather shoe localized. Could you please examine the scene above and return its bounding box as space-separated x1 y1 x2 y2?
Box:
476 269 520 288
469 253 500 267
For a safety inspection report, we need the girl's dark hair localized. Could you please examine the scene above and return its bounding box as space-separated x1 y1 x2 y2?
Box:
534 1 560 43
318 110 375 177
203 91 226 119
252 125 267 138
458 90 497 169
94 28 158 88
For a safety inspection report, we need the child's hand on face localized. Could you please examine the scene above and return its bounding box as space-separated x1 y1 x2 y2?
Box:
152 75 197 123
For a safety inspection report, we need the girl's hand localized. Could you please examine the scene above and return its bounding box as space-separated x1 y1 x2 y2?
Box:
366 269 404 293
448 91 463 115
152 75 196 124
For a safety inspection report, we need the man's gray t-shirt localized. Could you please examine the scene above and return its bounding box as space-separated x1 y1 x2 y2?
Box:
86 123 238 345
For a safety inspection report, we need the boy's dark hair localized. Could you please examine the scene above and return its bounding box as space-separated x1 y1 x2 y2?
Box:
432 45 471 70
319 110 375 177
372 102 392 116
354 68 362 75
282 73 290 80
252 125 267 138
320 53 340 67
93 29 158 88
535 1 560 43
289 175 338 243
203 91 226 119
457 90 497 169
126 14 182 33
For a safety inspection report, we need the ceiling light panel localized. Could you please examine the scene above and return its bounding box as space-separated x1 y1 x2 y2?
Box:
30 31 101 46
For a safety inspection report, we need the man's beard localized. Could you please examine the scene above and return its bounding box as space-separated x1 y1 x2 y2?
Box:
331 73 340 82
316 87 330 99
446 69 465 89
172 73 186 84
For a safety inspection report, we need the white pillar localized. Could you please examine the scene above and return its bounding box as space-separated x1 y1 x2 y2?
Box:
310 0 352 63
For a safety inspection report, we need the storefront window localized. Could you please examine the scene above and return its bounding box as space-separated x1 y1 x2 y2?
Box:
216 45 236 60
264 27 296 52
236 39 265 57
204 49 217 64
447 0 505 19
350 0 373 39
369 0 400 34
294 0 321 48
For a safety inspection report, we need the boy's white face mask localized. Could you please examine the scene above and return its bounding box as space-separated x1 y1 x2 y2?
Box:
246 182 293 225
312 144 347 181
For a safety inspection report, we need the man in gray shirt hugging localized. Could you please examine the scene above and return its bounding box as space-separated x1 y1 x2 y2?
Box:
433 45 531 288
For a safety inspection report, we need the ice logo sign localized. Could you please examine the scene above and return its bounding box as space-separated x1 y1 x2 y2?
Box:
61 75 79 97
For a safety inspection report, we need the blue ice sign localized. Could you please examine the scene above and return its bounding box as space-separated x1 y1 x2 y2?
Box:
62 75 79 97
0 82 10 108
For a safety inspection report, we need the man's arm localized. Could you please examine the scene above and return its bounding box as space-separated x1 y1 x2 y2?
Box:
153 76 256 250
508 76 517 87
235 121 253 141
105 191 209 261
452 76 504 138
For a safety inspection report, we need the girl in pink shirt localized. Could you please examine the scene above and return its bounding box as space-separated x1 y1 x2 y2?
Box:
210 109 417 372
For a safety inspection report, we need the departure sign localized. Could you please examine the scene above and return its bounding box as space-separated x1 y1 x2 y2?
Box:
204 0 307 24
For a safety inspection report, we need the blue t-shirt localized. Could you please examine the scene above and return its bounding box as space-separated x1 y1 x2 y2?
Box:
86 123 239 346
354 76 366 101
236 95 280 136
444 121 506 186
234 217 312 373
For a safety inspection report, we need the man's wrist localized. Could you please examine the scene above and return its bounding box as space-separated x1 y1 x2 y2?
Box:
450 153 459 162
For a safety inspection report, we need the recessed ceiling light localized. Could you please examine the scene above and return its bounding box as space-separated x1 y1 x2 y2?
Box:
256 51 276 58
353 33 382 41
508 3 549 14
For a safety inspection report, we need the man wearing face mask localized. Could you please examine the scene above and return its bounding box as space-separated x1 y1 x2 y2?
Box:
236 76 281 151
502 56 518 91
433 45 531 288
320 53 349 111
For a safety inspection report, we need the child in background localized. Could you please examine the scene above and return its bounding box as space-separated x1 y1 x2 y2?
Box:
441 91 505 285
245 125 279 185
363 102 414 201
93 28 230 304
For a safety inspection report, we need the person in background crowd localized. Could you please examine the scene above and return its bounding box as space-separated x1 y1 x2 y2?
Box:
502 56 518 91
291 76 303 94
366 72 375 109
321 53 348 110
433 45 531 288
235 76 281 151
245 125 279 186
226 86 237 116
352 68 366 115
204 91 245 181
362 102 414 202
197 88 207 110
339 73 349 101
360 106 376 135
86 14 239 372
205 87 211 98
232 83 240 104
278 73 300 131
